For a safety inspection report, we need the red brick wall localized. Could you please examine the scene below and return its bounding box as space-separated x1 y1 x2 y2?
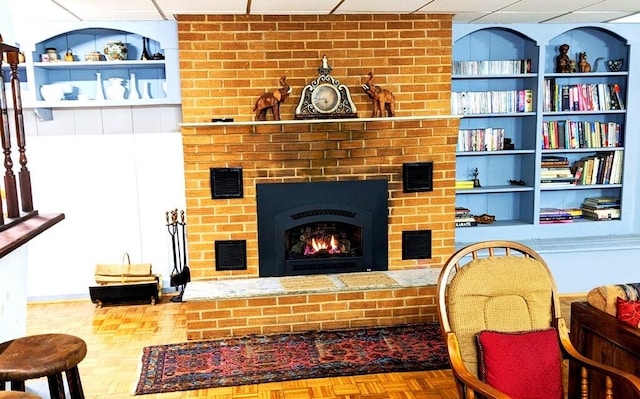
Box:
186 286 438 340
177 14 458 280
177 14 453 123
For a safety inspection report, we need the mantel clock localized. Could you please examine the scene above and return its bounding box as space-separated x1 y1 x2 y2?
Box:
295 56 358 119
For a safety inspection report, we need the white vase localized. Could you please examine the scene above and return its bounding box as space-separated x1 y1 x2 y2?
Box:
129 73 139 100
95 73 105 101
105 78 125 100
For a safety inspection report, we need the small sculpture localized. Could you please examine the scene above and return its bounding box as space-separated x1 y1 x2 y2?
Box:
253 76 292 121
556 44 571 73
578 52 591 73
472 167 481 188
362 72 396 117
569 59 577 73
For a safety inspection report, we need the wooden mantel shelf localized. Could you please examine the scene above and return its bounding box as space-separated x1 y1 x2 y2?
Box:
0 213 65 258
180 114 461 128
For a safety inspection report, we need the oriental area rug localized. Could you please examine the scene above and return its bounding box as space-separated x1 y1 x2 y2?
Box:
134 323 448 395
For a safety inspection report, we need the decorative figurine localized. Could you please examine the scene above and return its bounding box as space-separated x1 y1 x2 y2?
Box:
578 52 591 73
556 43 571 73
472 167 481 188
362 72 396 117
253 75 292 121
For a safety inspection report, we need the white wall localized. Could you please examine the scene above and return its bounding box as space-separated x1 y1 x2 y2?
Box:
0 247 28 342
23 104 185 300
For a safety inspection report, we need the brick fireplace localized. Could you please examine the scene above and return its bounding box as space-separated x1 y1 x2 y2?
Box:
177 14 458 338
177 14 458 281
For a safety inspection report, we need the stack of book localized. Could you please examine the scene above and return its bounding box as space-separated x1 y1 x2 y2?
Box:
581 197 621 220
573 151 623 185
543 81 625 112
457 128 505 152
453 59 532 75
455 207 477 227
539 208 573 224
540 156 576 187
541 155 569 168
455 180 475 189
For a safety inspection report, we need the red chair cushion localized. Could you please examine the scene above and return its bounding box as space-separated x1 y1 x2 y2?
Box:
616 296 640 328
476 328 563 399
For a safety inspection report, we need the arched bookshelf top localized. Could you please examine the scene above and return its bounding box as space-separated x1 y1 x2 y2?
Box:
545 27 629 73
453 27 539 73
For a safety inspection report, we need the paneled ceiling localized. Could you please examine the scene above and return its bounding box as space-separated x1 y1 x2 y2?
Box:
7 0 640 24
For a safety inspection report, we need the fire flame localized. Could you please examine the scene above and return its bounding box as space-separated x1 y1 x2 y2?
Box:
305 235 340 255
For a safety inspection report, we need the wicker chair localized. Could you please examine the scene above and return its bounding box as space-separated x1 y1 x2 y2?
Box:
436 240 640 399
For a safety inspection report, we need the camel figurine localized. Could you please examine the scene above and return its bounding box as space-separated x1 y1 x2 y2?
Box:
253 76 292 121
362 72 396 117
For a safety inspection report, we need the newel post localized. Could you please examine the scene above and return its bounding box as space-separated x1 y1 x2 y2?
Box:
0 39 33 222
7 50 33 212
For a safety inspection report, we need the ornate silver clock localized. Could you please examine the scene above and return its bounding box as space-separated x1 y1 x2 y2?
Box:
295 56 358 119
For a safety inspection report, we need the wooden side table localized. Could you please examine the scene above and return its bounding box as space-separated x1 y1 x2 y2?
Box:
0 334 86 399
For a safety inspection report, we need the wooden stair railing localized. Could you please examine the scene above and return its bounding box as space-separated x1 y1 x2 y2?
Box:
0 39 34 228
0 38 64 258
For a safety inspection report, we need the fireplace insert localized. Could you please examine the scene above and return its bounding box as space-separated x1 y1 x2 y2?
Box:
257 180 388 277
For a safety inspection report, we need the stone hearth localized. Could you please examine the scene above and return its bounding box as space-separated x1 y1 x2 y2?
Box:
184 268 439 340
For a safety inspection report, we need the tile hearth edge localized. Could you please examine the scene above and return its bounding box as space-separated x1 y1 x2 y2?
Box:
183 269 440 301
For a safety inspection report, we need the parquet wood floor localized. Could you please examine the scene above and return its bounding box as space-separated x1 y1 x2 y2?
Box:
23 294 585 399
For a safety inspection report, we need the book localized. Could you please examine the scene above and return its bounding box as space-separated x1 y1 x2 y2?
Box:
456 180 475 189
581 208 621 221
565 208 583 219
455 221 478 227
540 167 573 178
455 206 471 215
583 197 621 206
539 207 572 217
539 208 573 223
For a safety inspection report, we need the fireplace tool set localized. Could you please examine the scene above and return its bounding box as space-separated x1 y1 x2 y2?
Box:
166 209 190 302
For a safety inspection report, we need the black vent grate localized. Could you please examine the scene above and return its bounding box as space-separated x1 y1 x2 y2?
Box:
402 230 432 260
210 168 243 199
215 240 247 270
403 162 433 193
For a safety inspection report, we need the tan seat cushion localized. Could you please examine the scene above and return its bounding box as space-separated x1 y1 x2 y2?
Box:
446 256 553 377
587 283 640 316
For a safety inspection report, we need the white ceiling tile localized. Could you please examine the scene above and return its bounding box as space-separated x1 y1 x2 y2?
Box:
473 12 566 23
10 0 78 22
53 0 162 19
544 11 634 22
153 0 247 15
335 0 430 13
581 0 639 11
502 0 606 13
611 12 640 22
250 0 339 14
451 13 493 23
418 0 520 13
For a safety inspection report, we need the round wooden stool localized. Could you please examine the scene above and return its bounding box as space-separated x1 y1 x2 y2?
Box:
0 334 86 399
0 392 41 399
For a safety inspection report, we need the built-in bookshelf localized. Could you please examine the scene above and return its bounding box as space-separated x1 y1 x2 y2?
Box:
453 24 638 243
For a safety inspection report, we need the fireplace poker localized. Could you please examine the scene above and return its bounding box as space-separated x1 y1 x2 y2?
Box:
166 209 189 302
